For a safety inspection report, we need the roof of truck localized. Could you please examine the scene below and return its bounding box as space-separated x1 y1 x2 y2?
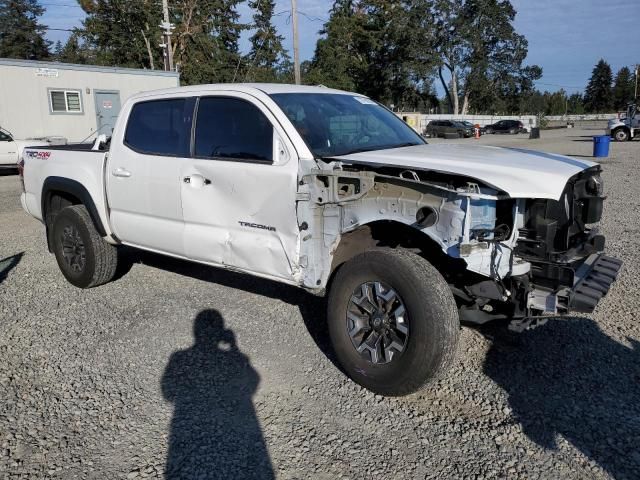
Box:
130 83 362 100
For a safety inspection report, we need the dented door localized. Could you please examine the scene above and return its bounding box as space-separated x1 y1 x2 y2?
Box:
180 94 300 282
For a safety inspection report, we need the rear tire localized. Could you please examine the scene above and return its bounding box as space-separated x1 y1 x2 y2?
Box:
327 249 460 396
51 205 118 288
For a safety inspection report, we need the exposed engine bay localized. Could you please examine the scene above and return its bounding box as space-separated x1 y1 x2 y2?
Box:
297 159 622 326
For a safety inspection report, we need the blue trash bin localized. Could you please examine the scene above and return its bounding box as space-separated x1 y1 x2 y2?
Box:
593 135 611 158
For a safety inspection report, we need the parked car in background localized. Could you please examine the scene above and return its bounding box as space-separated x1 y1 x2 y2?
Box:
458 120 481 136
482 120 526 134
0 127 48 171
424 120 473 138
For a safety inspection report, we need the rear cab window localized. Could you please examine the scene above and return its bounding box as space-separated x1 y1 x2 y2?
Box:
124 98 194 156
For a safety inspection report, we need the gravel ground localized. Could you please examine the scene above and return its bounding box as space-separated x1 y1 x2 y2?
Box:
1 128 639 479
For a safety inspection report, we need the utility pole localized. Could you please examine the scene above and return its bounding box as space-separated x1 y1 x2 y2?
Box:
635 65 639 101
160 0 174 71
291 0 300 84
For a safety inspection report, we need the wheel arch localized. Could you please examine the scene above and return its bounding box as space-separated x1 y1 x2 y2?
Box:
328 220 464 285
42 177 107 250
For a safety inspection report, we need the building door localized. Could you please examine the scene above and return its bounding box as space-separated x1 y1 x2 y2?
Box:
95 91 121 136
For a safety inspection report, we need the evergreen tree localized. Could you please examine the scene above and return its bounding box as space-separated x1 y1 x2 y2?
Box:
309 0 439 108
0 0 50 59
567 93 584 115
584 59 613 113
307 0 368 91
170 0 246 84
171 0 220 84
209 0 246 82
244 0 288 82
78 0 162 69
58 31 89 64
612 66 635 110
53 39 63 58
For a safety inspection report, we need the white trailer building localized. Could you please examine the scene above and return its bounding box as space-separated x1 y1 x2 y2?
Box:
0 59 179 142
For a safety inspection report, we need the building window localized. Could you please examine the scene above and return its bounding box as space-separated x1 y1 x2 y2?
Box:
49 89 83 113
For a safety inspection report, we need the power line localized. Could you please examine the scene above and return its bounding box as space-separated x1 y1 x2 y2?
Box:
534 81 586 89
297 11 327 22
40 2 83 7
44 27 78 32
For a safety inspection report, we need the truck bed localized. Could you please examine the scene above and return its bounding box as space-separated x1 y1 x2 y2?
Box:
28 142 109 152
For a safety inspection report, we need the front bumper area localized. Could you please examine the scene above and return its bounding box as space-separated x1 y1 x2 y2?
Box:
527 253 622 315
569 254 623 313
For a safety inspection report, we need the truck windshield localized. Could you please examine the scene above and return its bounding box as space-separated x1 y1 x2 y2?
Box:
269 93 424 158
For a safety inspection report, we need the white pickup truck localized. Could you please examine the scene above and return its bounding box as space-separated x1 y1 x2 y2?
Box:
20 84 621 396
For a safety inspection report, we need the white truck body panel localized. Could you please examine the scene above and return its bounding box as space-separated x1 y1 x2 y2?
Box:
335 144 595 200
105 87 302 282
20 83 600 294
20 149 114 238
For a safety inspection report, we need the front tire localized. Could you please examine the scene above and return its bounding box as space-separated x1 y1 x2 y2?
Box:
51 205 118 288
327 249 460 396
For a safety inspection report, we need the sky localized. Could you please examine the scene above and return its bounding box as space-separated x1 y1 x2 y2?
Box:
41 0 640 94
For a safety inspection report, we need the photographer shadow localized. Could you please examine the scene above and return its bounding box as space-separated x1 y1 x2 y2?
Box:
161 309 274 479
482 318 640 478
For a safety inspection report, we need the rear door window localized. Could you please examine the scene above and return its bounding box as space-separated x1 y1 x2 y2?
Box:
124 98 193 156
194 97 273 163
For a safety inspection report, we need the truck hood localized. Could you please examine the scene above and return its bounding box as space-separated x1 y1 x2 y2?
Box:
333 143 596 200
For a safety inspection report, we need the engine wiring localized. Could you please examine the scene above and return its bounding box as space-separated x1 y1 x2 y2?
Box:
476 224 515 297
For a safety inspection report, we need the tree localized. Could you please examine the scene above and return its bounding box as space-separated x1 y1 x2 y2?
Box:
584 59 613 113
57 31 90 64
0 0 50 59
309 0 440 110
433 0 541 115
208 0 246 82
244 0 288 82
519 89 545 115
567 93 584 115
52 40 63 58
170 0 221 84
78 0 162 69
613 66 635 110
306 0 369 91
169 0 246 84
544 89 567 116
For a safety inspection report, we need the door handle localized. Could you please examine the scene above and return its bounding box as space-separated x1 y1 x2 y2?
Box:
112 167 131 178
183 175 211 186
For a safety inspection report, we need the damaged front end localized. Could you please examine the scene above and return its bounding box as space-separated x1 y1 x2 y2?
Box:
512 166 622 317
296 160 621 329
